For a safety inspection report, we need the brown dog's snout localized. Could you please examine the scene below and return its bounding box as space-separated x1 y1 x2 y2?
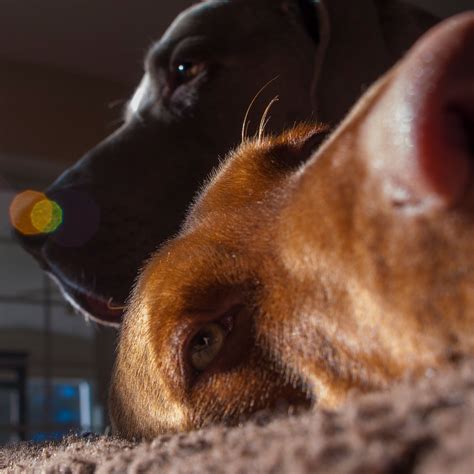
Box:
363 13 474 211
402 12 474 206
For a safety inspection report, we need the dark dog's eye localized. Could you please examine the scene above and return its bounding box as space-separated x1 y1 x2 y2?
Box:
189 323 225 371
174 62 205 85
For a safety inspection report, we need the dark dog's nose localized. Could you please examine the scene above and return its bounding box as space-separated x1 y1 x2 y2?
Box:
11 185 101 255
10 190 55 259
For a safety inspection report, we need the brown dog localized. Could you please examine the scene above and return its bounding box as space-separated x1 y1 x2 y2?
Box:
14 0 437 325
110 12 474 439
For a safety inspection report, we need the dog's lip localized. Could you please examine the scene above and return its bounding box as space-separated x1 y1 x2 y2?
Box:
47 271 123 327
14 228 124 325
82 293 124 325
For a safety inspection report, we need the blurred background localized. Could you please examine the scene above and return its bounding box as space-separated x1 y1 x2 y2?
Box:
0 0 472 444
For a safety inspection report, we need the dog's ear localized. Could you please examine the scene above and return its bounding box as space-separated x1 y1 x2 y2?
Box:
292 124 331 159
267 123 331 172
361 14 474 211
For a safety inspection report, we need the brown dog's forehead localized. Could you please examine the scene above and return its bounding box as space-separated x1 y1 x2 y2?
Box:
129 125 325 377
137 123 329 310
186 124 329 224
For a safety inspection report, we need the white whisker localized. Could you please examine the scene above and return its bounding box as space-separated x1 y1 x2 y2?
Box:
241 76 280 143
258 95 279 143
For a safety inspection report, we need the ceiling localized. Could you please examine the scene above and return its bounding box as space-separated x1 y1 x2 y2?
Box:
0 0 472 84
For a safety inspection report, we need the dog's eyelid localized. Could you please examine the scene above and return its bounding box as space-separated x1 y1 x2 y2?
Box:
169 35 209 66
183 302 241 323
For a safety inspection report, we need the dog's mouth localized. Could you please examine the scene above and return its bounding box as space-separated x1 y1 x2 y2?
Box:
47 271 123 327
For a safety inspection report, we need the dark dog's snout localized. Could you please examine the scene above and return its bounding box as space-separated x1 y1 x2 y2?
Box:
14 230 48 264
45 187 101 248
11 182 101 255
11 118 173 309
12 121 144 256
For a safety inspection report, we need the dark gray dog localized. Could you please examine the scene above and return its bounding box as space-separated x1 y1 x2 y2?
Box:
16 0 436 325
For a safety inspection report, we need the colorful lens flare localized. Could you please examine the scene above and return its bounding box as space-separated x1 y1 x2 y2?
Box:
31 199 63 233
10 190 63 235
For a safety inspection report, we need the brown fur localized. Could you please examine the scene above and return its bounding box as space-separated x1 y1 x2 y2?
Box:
110 13 474 439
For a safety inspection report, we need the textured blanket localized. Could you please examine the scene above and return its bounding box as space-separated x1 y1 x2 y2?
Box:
1 358 473 473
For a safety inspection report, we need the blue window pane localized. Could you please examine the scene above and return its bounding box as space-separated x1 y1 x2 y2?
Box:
55 409 76 424
27 378 94 441
31 430 68 442
56 385 77 399
31 432 48 443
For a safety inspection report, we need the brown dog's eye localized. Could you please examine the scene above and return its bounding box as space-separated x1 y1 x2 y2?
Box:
175 62 205 85
189 323 225 371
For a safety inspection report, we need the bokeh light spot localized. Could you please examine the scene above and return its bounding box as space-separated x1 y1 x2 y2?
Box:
10 190 63 235
31 199 63 233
